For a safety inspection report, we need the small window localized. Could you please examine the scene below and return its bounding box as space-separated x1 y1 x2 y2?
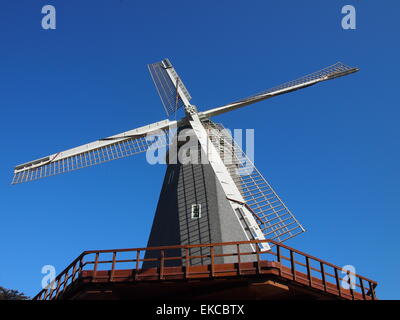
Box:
191 204 201 219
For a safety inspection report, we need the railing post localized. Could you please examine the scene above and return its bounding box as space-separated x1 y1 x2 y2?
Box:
276 245 282 276
135 250 140 281
49 288 56 300
185 248 189 279
276 245 281 263
210 246 215 277
53 270 66 299
110 251 117 282
54 279 62 300
237 244 241 276
320 262 327 292
369 282 376 300
79 256 84 274
43 287 52 300
348 270 355 300
92 252 99 282
334 268 341 297
71 261 78 283
359 277 366 300
306 257 312 287
290 250 296 281
44 277 58 300
59 270 69 298
256 244 261 274
160 250 165 280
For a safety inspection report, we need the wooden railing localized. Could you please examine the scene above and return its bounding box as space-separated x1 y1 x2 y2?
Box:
34 240 377 300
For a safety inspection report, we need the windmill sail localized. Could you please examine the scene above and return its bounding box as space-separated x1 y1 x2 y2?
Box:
202 62 359 118
148 59 192 116
205 120 305 243
12 119 175 184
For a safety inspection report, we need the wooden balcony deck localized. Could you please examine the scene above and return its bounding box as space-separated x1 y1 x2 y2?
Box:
34 240 377 300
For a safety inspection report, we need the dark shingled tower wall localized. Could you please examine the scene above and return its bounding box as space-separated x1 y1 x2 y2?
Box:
143 129 255 268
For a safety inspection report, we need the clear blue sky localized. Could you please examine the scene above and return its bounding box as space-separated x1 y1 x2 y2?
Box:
0 1 399 299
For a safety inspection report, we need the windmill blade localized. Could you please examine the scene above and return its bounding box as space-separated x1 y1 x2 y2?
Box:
12 119 176 184
201 62 359 118
204 120 305 243
148 58 192 117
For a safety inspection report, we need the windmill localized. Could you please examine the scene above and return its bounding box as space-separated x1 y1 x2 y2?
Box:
12 59 358 266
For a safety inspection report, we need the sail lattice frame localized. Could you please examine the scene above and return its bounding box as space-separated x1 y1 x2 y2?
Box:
148 59 191 117
12 132 171 184
230 62 358 107
205 120 305 243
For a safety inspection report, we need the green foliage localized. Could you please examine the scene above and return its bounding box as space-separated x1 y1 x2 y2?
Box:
0 286 29 300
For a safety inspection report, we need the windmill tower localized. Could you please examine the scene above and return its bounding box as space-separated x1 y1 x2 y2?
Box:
12 59 359 268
